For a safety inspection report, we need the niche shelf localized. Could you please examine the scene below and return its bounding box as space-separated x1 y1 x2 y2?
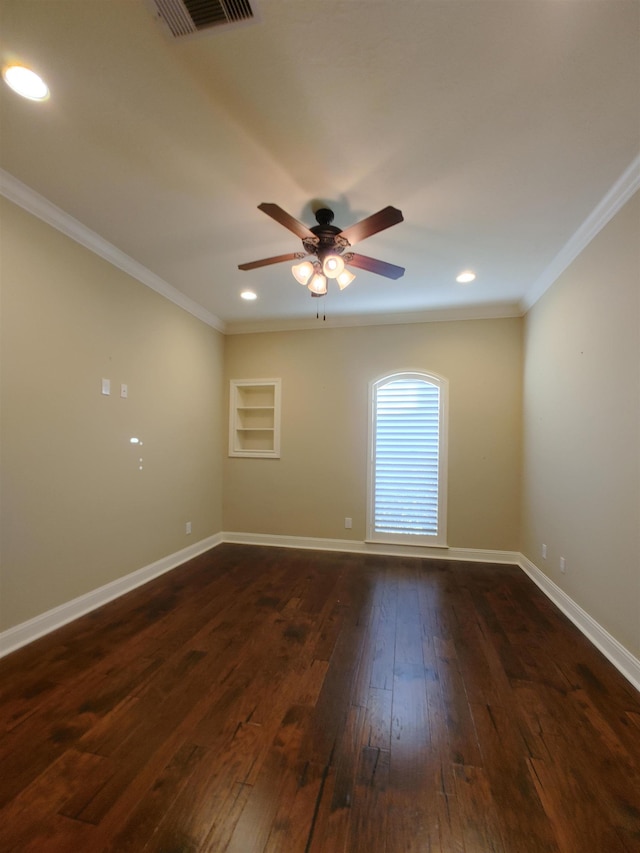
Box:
229 378 281 458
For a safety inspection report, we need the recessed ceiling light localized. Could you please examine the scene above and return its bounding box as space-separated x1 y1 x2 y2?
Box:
240 290 257 301
456 270 476 283
2 65 50 101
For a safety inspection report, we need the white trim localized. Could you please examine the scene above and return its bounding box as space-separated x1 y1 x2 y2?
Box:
367 370 448 547
0 533 224 659
226 534 640 692
3 534 638 696
522 155 640 311
518 554 640 693
0 532 515 659
3 154 637 336
222 530 519 564
228 378 281 458
224 302 523 335
0 168 226 333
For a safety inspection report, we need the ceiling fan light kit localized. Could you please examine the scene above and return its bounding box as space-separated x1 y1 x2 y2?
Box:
239 203 405 298
291 260 315 285
337 269 356 290
308 273 328 296
322 254 345 278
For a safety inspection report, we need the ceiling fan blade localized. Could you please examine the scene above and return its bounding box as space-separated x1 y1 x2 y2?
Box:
238 252 304 271
257 203 316 240
347 253 405 280
338 206 404 246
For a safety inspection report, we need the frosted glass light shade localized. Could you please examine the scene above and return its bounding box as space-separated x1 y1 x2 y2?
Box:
322 254 345 278
337 269 356 290
292 261 315 285
308 274 328 295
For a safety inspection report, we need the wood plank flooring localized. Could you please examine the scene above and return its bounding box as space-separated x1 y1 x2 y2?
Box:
1 543 640 852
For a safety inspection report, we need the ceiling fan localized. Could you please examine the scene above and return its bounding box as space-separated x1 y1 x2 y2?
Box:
238 203 405 296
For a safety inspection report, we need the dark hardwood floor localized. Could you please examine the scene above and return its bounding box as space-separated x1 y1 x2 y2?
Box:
1 544 640 852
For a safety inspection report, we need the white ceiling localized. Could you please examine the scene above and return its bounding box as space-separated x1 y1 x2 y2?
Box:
1 0 638 332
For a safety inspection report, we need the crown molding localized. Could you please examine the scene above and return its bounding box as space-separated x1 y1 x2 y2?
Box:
224 301 523 335
0 168 226 333
4 155 637 333
522 154 640 311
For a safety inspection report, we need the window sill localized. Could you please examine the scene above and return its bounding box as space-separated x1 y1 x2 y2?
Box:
365 537 449 549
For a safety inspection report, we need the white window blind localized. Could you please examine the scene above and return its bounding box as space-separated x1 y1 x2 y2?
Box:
369 373 447 544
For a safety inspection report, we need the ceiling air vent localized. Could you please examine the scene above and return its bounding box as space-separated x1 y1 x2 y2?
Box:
151 0 256 39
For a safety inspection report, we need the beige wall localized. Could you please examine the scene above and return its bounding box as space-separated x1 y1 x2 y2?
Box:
522 191 640 657
6 182 637 669
0 198 225 631
224 318 523 550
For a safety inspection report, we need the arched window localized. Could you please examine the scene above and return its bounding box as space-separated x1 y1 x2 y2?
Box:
368 371 448 546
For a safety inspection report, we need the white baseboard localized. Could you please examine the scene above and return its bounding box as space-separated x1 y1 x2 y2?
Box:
0 533 520 660
230 534 640 692
3 534 638 696
222 530 521 564
518 554 640 693
0 533 224 659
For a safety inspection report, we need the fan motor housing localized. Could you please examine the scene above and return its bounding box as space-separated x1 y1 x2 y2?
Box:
304 208 349 259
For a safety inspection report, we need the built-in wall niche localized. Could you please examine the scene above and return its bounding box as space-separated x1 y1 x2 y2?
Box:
229 379 281 458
